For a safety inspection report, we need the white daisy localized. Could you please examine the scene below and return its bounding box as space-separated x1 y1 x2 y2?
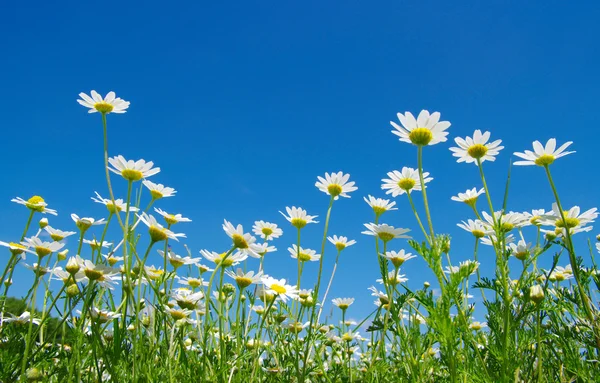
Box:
481 211 528 232
11 196 57 215
315 171 358 199
381 167 432 197
21 237 65 257
154 208 191 225
250 242 277 258
83 239 113 250
88 308 122 324
0 241 31 259
509 240 531 261
391 110 451 146
449 130 504 165
279 206 319 229
539 203 597 236
451 188 485 206
158 250 199 269
327 235 356 251
363 195 397 216
79 260 120 290
522 209 550 227
171 289 205 310
71 214 106 231
165 307 194 323
261 276 299 303
176 276 209 289
137 213 186 242
77 90 130 114
108 155 160 182
480 233 515 247
226 268 263 289
288 245 321 262
252 221 283 240
222 220 261 257
91 192 138 214
44 226 77 242
457 219 486 238
1 311 41 326
362 223 411 242
332 297 355 310
377 271 408 286
200 249 247 268
381 250 416 268
142 180 176 199
513 139 575 166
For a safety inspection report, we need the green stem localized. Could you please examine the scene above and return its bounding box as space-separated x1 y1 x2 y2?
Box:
417 146 435 239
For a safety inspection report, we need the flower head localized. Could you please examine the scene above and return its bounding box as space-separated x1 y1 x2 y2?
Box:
513 139 574 166
71 214 106 231
315 172 357 199
77 90 129 114
137 213 186 242
22 237 65 258
142 180 176 199
44 226 77 242
509 240 531 261
92 192 138 214
154 208 191 225
450 130 503 164
226 268 263 289
362 223 411 242
540 203 597 236
363 195 397 216
327 235 356 251
252 221 282 240
382 167 432 197
279 206 318 229
288 245 321 262
222 220 262 257
158 250 199 269
108 155 160 182
391 110 451 146
200 249 247 268
381 250 416 268
451 188 485 206
332 297 355 311
11 196 57 215
457 220 486 238
261 276 299 303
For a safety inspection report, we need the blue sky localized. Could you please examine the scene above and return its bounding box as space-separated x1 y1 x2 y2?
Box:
1 0 599 324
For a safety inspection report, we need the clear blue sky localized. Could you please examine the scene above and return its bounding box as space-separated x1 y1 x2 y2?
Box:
1 0 599 324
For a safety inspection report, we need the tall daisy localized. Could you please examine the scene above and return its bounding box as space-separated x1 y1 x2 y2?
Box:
154 208 191 225
252 221 283 240
279 206 319 229
391 110 451 146
363 195 397 217
513 139 575 166
362 223 411 243
11 196 57 216
261 276 299 303
142 180 176 200
21 237 65 258
108 155 160 182
288 245 321 262
451 188 485 206
137 213 186 242
77 90 130 114
315 172 357 199
226 268 263 289
381 250 416 268
449 130 504 165
92 192 138 214
381 167 432 197
327 235 356 251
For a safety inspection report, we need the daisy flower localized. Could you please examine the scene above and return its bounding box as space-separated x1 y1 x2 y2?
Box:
381 250 416 268
481 233 515 247
165 307 194 323
315 171 358 199
377 271 408 286
250 243 277 258
391 110 451 146
158 250 199 269
327 235 356 251
332 297 355 310
79 260 119 289
0 241 31 259
142 180 176 199
540 203 597 236
522 209 550 227
71 214 106 231
83 239 113 251
77 90 129 114
22 237 65 257
451 188 485 206
43 226 77 242
279 206 319 229
23 263 51 277
88 308 122 324
262 276 299 303
362 223 411 242
137 213 186 242
1 311 40 326
91 192 138 214
200 249 247 267
457 219 486 238
222 220 261 257
363 195 397 216
51 267 84 284
154 208 191 225
369 286 389 306
11 196 57 215
548 266 574 282
381 167 432 197
176 276 209 289
288 245 321 262
513 139 575 166
469 321 487 331
171 289 205 310
509 240 531 261
252 221 283 240
449 130 504 165
102 253 123 267
108 155 160 182
481 211 528 232
226 268 263 289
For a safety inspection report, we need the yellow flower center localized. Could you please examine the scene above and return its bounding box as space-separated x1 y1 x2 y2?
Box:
335 242 346 251
50 234 64 242
121 169 144 182
232 234 248 249
261 227 273 237
327 184 343 197
150 190 164 200
534 154 555 166
169 309 188 320
529 216 541 226
337 303 349 310
235 276 253 289
149 226 168 242
84 268 103 281
408 127 433 146
467 144 488 159
107 257 119 266
106 202 121 214
8 242 26 255
271 284 287 295
76 219 92 231
390 257 404 268
470 323 483 331
25 196 46 212
169 258 185 268
377 232 395 243
372 206 387 216
515 251 528 261
398 178 416 191
297 252 312 262
215 252 234 267
94 102 114 114
341 333 354 342
291 218 307 229
35 246 52 257
164 214 179 225
555 217 580 229
462 197 478 206
501 222 515 232
472 230 485 238
187 278 202 288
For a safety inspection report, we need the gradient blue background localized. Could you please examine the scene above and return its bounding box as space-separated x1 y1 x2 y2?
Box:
1 0 599 325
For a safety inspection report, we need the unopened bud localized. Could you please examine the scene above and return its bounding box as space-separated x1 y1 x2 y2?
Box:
530 285 544 304
57 250 69 261
65 257 80 275
38 218 48 229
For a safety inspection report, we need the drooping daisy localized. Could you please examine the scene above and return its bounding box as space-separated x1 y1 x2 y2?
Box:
332 297 355 310
262 276 299 303
368 286 390 306
252 221 283 240
381 167 432 197
137 213 186 242
513 139 575 166
23 263 51 277
200 249 247 268
88 308 122 324
83 239 113 251
540 203 597 236
315 172 358 199
225 268 263 289
108 155 160 182
21 237 65 258
451 188 485 206
222 220 261 257
158 250 199 269
391 110 451 146
509 240 531 261
327 235 357 251
362 223 411 242
11 196 57 215
377 271 408 286
363 195 397 216
250 243 277 258
171 289 204 310
288 245 321 262
77 90 130 114
457 219 486 238
71 214 106 231
1 311 41 326
91 192 138 214
154 208 191 225
52 267 85 285
480 233 515 247
449 130 504 165
279 206 319 229
44 226 77 242
381 250 417 268
142 180 176 199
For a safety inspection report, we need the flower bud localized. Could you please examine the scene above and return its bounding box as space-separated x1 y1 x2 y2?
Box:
57 250 69 261
530 285 544 304
66 257 80 275
423 281 430 289
66 284 80 297
38 218 48 229
26 367 44 382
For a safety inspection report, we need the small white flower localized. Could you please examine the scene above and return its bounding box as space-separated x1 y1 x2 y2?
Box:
21 237 65 257
539 203 597 236
137 213 186 242
513 139 575 166
332 297 355 310
154 208 191 225
158 250 199 269
77 90 130 114
108 155 160 182
457 219 486 238
222 220 262 257
288 245 321 262
327 235 356 251
362 223 411 242
381 250 416 268
142 180 176 199
200 249 247 267
382 167 432 197
251 243 277 258
363 195 397 216
391 110 451 146
252 221 283 240
44 226 77 242
1 311 41 326
449 130 503 164
377 271 408 286
11 196 57 215
451 188 485 205
279 206 319 229
91 192 138 214
261 276 299 303
315 171 357 199
226 268 263 289
71 214 106 231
